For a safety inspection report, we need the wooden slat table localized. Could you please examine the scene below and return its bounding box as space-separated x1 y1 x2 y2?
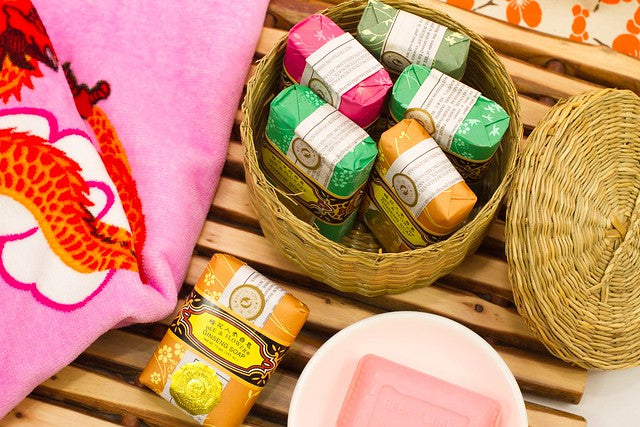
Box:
4 0 638 425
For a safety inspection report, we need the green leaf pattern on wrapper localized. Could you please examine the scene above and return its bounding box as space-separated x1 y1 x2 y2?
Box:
445 32 466 46
265 115 291 153
301 86 326 108
267 86 377 196
356 0 470 79
390 64 510 163
356 1 397 57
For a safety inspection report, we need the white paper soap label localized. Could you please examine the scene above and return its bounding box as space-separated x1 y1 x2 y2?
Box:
300 32 383 109
385 137 463 217
407 69 480 149
287 103 368 188
218 265 285 328
381 10 447 73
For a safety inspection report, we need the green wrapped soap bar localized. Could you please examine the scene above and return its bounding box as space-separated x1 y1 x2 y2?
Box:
356 0 469 79
389 64 510 182
264 84 378 241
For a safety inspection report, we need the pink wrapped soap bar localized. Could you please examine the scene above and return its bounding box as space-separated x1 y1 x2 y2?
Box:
337 354 502 427
283 14 392 128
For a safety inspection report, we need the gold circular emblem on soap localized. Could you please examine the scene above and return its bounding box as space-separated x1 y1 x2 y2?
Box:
292 138 321 170
404 108 436 135
381 51 410 74
229 284 265 321
308 78 333 106
169 361 222 415
392 173 418 207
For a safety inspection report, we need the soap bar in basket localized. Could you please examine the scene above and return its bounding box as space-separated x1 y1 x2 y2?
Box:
356 0 469 78
389 64 510 183
139 254 309 427
337 354 502 427
283 14 392 128
264 84 378 242
363 119 476 252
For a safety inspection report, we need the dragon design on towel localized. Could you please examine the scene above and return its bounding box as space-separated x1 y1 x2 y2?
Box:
0 127 138 272
0 0 58 102
0 0 148 310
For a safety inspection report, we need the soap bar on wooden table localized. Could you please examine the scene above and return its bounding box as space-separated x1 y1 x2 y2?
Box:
139 254 309 427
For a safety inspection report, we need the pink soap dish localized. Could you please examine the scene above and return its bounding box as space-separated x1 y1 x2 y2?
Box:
288 312 527 427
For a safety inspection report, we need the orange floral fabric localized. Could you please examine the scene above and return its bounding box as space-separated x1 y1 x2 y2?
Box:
442 0 640 59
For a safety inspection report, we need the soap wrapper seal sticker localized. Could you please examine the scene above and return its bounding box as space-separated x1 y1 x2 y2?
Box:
161 352 230 423
219 265 286 328
407 69 479 150
384 137 463 218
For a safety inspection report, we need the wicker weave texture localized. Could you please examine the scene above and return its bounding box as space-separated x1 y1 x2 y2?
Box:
241 0 522 296
507 89 640 370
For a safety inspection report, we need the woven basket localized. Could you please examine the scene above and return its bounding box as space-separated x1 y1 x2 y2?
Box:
507 89 640 370
241 0 521 296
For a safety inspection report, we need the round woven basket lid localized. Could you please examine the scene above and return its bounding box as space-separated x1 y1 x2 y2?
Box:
506 89 640 370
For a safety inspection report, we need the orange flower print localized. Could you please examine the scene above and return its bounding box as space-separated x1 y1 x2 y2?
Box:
570 4 590 42
506 0 542 28
611 4 640 58
599 0 633 4
446 0 475 10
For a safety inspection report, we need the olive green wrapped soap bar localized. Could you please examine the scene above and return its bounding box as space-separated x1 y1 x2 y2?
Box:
264 84 377 242
356 0 470 79
389 64 510 182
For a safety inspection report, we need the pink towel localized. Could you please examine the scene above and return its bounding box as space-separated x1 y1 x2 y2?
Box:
0 0 268 415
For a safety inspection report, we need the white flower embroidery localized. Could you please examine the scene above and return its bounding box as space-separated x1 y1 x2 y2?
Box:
0 111 129 308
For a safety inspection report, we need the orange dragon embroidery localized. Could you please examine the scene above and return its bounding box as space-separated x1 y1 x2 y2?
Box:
0 1 148 310
0 0 57 103
63 62 148 282
0 128 138 272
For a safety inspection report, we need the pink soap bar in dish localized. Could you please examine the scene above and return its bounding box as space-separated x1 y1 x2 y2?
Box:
337 354 502 427
283 14 392 128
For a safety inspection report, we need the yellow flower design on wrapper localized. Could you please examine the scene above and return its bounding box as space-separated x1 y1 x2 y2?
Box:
157 345 173 364
150 372 161 384
173 343 186 359
170 362 223 415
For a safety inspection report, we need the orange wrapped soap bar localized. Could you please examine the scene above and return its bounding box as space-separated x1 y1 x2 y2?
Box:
363 119 476 251
139 254 309 426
